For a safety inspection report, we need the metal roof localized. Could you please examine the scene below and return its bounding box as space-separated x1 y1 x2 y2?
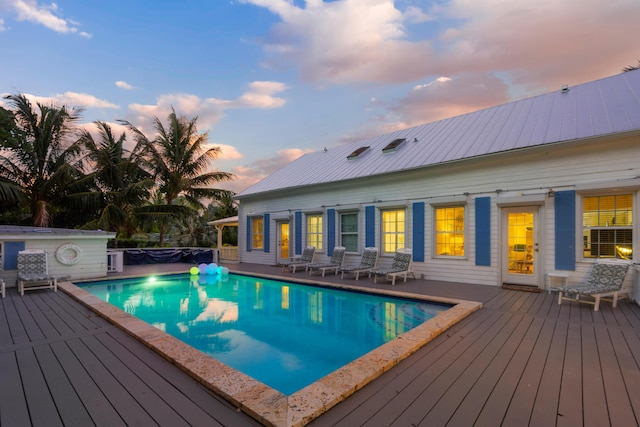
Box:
0 225 115 238
237 70 640 198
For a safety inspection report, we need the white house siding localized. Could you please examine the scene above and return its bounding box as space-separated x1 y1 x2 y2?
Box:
0 230 114 287
238 133 640 288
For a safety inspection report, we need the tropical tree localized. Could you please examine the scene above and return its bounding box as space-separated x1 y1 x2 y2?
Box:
77 121 155 242
623 60 640 72
121 109 234 245
0 93 86 227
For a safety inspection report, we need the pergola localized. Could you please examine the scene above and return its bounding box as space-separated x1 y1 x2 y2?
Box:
207 216 238 262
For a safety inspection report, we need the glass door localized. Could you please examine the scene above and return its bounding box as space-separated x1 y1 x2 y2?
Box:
502 207 539 286
277 222 290 264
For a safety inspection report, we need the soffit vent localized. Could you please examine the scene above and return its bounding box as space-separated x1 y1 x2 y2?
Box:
382 138 406 153
347 146 370 159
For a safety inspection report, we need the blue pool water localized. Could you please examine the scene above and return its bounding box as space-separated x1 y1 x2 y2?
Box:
77 273 449 395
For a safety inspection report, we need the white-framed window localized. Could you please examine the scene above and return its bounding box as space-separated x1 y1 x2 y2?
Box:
381 208 405 254
434 206 465 257
252 217 264 249
340 212 359 252
307 213 323 251
582 194 633 259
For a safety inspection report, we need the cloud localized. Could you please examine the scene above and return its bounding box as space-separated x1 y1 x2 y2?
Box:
387 73 509 127
243 0 435 84
0 18 6 31
18 91 119 109
209 143 243 161
232 81 287 108
115 81 134 90
126 81 287 133
435 0 640 90
225 147 313 193
5 0 91 37
243 0 639 93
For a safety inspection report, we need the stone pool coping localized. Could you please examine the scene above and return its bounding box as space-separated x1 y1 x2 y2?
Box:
59 272 482 427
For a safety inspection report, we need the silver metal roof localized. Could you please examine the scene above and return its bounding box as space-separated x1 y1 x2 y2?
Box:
0 225 115 237
237 70 640 198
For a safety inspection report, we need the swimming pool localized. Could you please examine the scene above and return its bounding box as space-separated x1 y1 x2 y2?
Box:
63 271 482 426
77 273 448 394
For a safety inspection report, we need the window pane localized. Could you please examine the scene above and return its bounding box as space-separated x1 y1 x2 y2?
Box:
435 206 465 257
382 209 405 254
307 214 323 250
583 194 633 259
340 213 358 252
252 218 263 249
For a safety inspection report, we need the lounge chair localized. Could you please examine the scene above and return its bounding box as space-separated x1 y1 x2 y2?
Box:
556 261 631 311
339 247 378 280
17 249 58 296
308 246 346 276
282 246 316 273
369 248 415 285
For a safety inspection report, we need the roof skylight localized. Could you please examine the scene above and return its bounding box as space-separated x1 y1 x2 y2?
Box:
382 138 406 153
347 146 370 159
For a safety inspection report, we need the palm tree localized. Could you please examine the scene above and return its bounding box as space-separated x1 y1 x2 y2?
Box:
623 60 640 72
0 93 85 226
121 109 234 245
78 121 155 243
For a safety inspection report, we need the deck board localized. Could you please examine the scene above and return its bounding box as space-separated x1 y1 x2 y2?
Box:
2 262 640 426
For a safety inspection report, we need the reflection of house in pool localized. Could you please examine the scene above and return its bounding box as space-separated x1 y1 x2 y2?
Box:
236 70 640 292
0 225 115 291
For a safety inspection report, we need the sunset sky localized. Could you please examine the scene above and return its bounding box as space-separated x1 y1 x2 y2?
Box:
1 0 638 193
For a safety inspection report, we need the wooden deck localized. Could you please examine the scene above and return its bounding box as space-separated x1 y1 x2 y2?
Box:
2 263 640 426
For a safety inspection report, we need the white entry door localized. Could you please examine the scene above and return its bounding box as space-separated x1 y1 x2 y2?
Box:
277 222 290 265
502 207 540 287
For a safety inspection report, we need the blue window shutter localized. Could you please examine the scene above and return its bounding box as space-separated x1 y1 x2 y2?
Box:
365 205 375 247
412 202 425 262
246 216 252 252
327 209 335 255
475 197 491 266
263 213 270 253
4 241 25 270
295 211 302 255
555 190 576 270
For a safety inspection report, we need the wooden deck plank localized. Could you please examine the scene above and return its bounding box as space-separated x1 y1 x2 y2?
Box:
416 312 527 426
15 292 61 341
470 316 546 426
32 343 95 426
79 333 192 427
309 307 499 426
556 322 583 427
64 336 159 426
51 291 112 330
2 293 33 346
595 327 638 426
0 351 32 427
15 348 64 427
23 292 74 338
581 324 610 426
48 339 127 426
618 302 640 329
5 263 640 427
442 314 537 426
523 320 568 426
104 330 261 426
380 312 515 426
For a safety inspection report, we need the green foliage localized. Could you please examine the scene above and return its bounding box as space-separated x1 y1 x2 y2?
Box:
1 94 237 245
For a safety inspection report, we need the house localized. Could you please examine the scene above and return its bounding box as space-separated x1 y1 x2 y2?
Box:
0 225 116 287
235 70 640 290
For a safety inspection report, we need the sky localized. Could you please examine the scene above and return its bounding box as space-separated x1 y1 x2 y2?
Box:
1 0 639 194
